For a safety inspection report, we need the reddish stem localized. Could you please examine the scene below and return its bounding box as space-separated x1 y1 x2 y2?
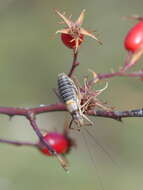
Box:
0 103 142 121
0 139 38 147
86 70 143 88
97 70 143 80
120 51 133 72
121 48 143 72
88 108 143 121
0 103 66 117
68 51 79 77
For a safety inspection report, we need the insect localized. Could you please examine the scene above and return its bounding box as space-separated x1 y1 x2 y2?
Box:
57 73 93 129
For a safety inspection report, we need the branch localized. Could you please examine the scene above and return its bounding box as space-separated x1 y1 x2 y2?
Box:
68 51 79 77
97 70 143 80
87 49 143 82
0 104 143 121
0 103 66 117
0 139 37 147
88 108 143 121
0 103 142 171
121 48 143 72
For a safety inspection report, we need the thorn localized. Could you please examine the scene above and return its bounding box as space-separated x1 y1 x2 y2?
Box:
8 115 14 121
118 118 123 122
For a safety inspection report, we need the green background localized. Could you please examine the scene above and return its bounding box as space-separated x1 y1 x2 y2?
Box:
0 0 143 190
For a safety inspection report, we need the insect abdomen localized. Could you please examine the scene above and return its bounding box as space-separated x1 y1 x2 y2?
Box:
58 73 77 103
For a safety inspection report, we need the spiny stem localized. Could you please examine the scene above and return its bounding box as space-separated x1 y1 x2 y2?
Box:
88 108 143 121
0 104 143 121
0 103 66 117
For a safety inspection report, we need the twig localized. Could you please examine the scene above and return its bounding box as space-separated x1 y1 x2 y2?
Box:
0 103 66 117
88 108 143 121
68 51 79 77
97 70 143 80
0 139 37 147
86 70 143 89
121 48 143 72
120 51 133 72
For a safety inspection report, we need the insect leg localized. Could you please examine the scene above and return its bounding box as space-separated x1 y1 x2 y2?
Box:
81 113 94 126
68 118 74 129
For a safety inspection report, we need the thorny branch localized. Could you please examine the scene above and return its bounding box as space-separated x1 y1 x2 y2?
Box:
0 103 66 117
88 108 143 121
0 104 143 121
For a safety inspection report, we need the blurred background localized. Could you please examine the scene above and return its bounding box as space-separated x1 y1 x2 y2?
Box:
0 0 143 189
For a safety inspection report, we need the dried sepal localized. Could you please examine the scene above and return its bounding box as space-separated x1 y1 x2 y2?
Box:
77 70 112 113
80 28 102 45
75 9 86 26
55 9 72 28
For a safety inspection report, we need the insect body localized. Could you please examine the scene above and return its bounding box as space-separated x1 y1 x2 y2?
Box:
57 73 93 128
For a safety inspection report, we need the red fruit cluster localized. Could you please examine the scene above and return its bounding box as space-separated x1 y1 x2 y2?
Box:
39 132 71 156
124 20 143 52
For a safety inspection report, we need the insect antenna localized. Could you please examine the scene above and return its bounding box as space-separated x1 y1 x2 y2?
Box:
84 128 120 168
81 130 105 190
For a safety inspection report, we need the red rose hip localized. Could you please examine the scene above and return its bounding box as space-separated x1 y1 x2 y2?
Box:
39 132 71 156
124 21 143 52
55 9 101 52
61 33 84 49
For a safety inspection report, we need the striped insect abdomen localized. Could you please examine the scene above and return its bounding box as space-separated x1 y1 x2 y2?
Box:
58 73 79 113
